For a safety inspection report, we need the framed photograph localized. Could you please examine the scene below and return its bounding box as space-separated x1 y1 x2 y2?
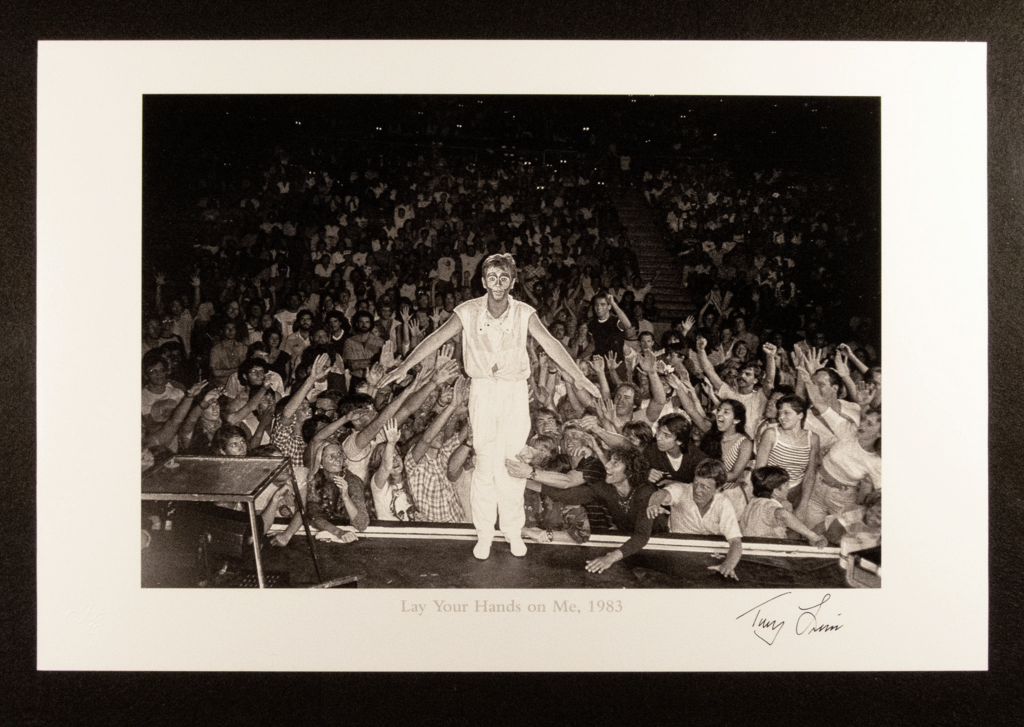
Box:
37 40 986 671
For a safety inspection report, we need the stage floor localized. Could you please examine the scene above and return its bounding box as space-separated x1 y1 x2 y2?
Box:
142 524 849 590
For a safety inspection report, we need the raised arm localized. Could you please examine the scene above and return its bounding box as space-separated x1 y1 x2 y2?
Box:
380 312 463 388
695 335 726 392
760 342 778 397
528 312 601 400
638 350 667 423
837 343 869 375
608 295 636 340
409 377 467 463
281 353 330 420
667 371 711 433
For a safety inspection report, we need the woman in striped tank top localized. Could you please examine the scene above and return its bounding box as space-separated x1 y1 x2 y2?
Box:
754 394 819 515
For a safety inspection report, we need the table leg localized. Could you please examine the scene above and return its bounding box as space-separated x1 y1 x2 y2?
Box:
248 503 265 589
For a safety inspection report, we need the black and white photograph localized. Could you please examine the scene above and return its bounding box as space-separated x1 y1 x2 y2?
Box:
139 93 882 592
36 41 986 672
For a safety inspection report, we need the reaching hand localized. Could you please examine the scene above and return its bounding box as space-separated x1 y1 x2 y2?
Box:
682 315 696 332
382 418 401 443
762 342 778 360
709 563 739 581
590 354 606 373
806 347 827 374
365 362 386 389
605 351 620 371
430 309 443 328
505 458 532 479
436 343 455 371
584 552 620 574
187 380 209 398
380 340 397 370
832 350 851 379
190 274 201 287
453 376 471 406
433 359 460 385
399 305 413 324
310 353 331 381
695 335 707 351
637 350 656 374
155 273 166 286
200 387 224 408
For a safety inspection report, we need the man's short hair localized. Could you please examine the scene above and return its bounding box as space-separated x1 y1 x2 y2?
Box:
480 252 517 281
657 413 692 446
694 458 728 487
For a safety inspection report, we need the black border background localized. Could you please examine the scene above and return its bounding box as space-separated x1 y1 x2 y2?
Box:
2 2 1020 724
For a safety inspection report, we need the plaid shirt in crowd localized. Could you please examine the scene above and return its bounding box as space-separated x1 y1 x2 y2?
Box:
271 412 307 470
404 434 464 523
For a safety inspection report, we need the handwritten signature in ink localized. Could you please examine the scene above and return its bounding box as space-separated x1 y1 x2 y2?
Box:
736 592 843 646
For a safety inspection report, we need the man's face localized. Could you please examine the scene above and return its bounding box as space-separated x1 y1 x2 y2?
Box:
314 397 339 421
536 414 559 438
593 297 611 320
145 319 162 338
223 322 237 341
738 367 758 389
312 329 329 346
639 334 654 353
298 314 313 332
417 293 430 309
328 317 344 334
692 477 717 509
734 317 746 334
811 371 836 400
160 316 175 338
482 267 514 300
613 386 635 414
246 366 267 387
356 316 373 333
655 426 679 452
170 299 184 316
227 301 240 319
379 304 394 320
287 294 301 310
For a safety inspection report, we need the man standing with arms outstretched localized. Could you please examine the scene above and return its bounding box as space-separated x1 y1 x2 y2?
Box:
380 253 601 559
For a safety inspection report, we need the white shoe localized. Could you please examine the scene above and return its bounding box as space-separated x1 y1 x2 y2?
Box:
509 537 527 557
473 539 493 560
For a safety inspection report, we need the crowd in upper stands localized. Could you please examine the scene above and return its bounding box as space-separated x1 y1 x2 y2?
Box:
142 106 882 576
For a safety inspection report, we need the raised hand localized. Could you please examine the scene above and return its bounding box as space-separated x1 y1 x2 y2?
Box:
605 350 620 372
383 418 401 443
155 273 166 286
590 354 606 373
200 387 224 408
832 350 851 379
399 305 413 324
187 380 209 398
380 339 397 370
190 274 201 288
682 314 696 332
311 352 331 380
436 343 455 371
807 347 827 374
762 342 778 360
695 335 707 351
637 350 656 374
433 359 460 385
453 376 471 406
365 362 386 389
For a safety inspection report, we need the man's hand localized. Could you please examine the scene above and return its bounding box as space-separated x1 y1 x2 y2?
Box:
365 362 386 389
605 350 620 372
646 494 670 520
155 273 166 286
585 551 622 574
832 350 851 379
505 458 532 479
310 353 331 381
681 315 695 333
380 340 397 371
695 335 707 351
762 342 778 360
709 563 739 580
648 468 666 484
186 380 209 398
382 418 401 443
590 354 606 374
433 359 460 385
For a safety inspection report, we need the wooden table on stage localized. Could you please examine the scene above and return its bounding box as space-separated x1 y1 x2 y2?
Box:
142 455 317 588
